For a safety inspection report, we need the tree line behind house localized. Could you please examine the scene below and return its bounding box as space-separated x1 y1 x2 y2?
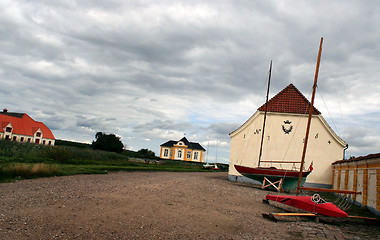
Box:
0 132 226 182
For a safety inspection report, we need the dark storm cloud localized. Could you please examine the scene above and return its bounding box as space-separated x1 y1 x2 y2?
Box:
1 0 380 160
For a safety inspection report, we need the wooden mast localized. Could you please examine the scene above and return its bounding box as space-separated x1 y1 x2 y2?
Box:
258 61 272 167
297 37 323 193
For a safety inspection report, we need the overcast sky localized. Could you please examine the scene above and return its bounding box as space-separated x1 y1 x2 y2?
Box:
1 0 380 164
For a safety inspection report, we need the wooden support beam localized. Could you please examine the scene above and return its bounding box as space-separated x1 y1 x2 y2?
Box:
262 177 283 192
260 161 302 164
271 213 316 217
262 213 319 223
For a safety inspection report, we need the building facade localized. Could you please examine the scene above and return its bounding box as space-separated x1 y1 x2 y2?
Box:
229 84 347 187
160 137 205 162
332 153 380 216
0 109 55 145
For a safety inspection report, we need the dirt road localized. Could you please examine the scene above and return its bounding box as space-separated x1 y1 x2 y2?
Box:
0 172 378 239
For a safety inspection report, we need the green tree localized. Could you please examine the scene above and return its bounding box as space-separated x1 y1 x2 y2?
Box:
91 132 124 153
137 148 156 159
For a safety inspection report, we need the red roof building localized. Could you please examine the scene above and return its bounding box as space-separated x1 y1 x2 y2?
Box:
229 83 347 187
0 108 55 145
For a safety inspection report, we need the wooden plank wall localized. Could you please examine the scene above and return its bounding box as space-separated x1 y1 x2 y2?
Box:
332 160 380 214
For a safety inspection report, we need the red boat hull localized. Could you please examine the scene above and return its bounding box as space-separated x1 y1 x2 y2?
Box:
266 194 348 217
235 165 310 177
234 165 311 191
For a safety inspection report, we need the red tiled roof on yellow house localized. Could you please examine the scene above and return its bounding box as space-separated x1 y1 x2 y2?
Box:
0 108 55 145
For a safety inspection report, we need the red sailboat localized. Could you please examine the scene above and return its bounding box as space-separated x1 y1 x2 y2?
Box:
263 38 379 223
262 38 350 219
233 60 314 191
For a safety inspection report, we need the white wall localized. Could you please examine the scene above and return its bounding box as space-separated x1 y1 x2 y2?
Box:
229 111 346 185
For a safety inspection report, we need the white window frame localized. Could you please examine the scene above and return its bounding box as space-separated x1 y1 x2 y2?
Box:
163 149 169 157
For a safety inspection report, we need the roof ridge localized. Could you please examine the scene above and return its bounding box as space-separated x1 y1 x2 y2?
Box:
258 83 321 115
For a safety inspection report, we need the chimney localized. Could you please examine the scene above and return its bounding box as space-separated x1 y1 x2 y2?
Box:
3 108 8 113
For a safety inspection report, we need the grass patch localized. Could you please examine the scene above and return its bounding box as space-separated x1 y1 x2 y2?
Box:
0 163 61 182
0 140 227 182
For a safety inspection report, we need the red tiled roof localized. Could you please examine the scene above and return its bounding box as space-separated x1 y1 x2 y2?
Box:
258 83 321 115
332 153 380 165
0 112 55 139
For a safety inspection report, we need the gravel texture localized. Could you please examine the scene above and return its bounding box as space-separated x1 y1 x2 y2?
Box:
0 172 379 239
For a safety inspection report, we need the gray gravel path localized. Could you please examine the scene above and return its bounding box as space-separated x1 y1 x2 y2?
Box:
0 172 378 239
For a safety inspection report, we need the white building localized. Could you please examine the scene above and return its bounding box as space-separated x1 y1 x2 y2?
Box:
0 108 55 145
229 84 347 188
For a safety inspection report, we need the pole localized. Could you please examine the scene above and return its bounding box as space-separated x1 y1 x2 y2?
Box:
258 61 272 167
297 38 323 193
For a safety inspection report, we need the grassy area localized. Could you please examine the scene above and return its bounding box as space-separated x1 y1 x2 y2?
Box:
0 140 227 182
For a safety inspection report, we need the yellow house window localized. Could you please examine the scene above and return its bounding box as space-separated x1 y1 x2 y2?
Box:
177 150 182 158
163 149 169 157
187 151 191 159
194 152 199 160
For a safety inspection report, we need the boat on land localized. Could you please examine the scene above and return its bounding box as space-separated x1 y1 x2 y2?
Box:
265 194 348 217
234 165 312 191
234 59 313 191
262 38 378 222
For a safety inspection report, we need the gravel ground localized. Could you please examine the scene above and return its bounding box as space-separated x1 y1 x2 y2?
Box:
0 172 379 239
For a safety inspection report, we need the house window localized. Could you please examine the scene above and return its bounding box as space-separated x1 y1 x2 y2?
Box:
28 138 31 142
177 150 182 158
194 152 199 160
170 150 173 157
13 136 17 141
48 141 52 145
163 149 169 157
35 139 40 144
187 151 191 159
6 127 12 132
20 137 24 142
43 140 46 145
36 132 41 137
5 135 10 140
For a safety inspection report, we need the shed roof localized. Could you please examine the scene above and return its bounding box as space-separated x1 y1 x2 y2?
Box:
332 153 380 165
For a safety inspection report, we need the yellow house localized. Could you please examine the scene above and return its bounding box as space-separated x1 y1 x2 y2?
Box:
229 84 347 188
160 137 206 162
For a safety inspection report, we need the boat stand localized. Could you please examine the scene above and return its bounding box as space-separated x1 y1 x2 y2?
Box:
262 177 283 192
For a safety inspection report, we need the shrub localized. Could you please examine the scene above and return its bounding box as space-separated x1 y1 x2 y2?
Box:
44 146 70 162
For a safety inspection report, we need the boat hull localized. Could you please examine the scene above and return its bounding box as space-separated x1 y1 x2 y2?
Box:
266 194 348 217
234 165 311 191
